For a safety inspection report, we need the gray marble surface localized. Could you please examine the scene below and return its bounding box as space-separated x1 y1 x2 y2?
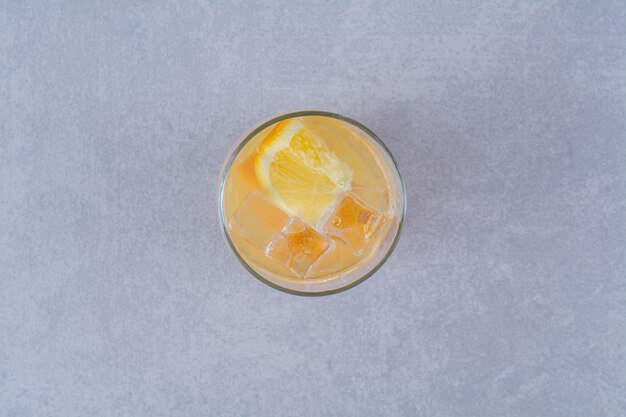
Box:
2 1 625 416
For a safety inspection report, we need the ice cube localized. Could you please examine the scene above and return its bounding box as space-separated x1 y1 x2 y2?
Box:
266 217 333 278
323 193 382 256
228 192 290 250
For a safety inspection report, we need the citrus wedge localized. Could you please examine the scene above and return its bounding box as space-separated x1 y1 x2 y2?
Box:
254 117 353 226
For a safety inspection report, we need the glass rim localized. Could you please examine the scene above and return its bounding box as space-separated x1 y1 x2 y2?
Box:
218 110 407 296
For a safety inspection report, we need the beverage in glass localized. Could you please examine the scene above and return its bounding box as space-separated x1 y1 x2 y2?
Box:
219 111 405 295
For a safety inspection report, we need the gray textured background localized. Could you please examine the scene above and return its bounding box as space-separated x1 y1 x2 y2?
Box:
2 1 625 416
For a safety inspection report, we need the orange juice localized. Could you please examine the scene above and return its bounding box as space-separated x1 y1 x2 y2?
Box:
219 112 404 295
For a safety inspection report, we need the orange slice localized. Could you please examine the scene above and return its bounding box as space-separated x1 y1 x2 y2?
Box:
254 117 353 225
